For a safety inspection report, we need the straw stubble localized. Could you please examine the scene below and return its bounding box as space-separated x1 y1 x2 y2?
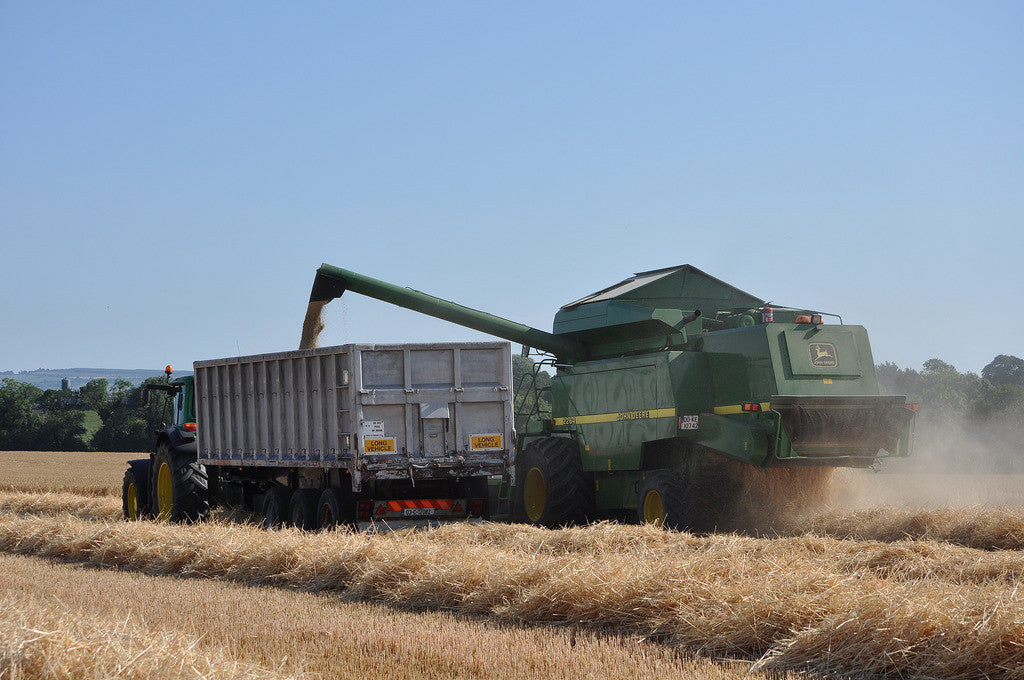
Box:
1 508 1022 679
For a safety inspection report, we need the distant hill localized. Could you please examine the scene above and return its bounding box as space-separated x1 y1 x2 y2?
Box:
0 368 192 391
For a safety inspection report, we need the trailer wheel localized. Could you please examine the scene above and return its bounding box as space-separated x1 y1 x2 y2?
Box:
152 442 209 522
519 437 592 528
638 469 692 530
289 489 319 530
263 486 291 529
122 462 150 520
317 487 355 530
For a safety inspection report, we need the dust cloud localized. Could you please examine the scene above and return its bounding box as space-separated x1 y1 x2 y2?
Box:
712 460 835 532
831 417 1024 510
708 418 1024 534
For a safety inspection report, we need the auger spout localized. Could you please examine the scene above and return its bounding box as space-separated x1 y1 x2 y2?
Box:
305 264 586 362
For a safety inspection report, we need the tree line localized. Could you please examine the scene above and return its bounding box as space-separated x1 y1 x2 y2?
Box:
0 377 173 452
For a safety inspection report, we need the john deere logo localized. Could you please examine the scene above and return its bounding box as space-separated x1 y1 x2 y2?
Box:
809 343 837 367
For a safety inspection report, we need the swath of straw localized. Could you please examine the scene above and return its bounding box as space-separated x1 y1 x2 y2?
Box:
0 513 1021 679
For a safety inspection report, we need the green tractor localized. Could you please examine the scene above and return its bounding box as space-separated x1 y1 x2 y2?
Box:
308 263 916 530
122 367 209 523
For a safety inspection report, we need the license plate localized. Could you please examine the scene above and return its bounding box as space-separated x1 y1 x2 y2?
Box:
401 507 437 517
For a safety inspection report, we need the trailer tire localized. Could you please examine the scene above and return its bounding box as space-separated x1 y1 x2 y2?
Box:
638 469 693 530
122 462 150 520
519 436 593 528
152 441 209 522
263 486 291 529
317 487 355 530
289 489 320 530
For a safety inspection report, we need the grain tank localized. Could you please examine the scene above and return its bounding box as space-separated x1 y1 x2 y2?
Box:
305 263 917 530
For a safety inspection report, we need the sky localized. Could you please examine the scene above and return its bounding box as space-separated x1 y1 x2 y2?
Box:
1 1 1021 376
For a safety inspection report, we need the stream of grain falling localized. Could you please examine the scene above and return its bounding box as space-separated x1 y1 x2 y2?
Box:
299 300 328 349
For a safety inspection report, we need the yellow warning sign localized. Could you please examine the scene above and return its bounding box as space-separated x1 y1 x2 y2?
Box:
364 438 396 453
471 434 503 450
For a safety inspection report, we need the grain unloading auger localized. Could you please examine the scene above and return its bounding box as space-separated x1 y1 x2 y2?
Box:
308 263 917 529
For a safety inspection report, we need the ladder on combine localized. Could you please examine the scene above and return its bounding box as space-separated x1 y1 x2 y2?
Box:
512 350 555 430
495 350 556 517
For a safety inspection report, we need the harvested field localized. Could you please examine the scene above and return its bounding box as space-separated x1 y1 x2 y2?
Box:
1 452 1023 679
3 552 752 680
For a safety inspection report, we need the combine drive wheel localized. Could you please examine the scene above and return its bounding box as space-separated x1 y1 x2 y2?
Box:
289 488 320 530
263 486 292 529
519 437 593 528
152 442 209 522
122 462 150 520
638 469 692 530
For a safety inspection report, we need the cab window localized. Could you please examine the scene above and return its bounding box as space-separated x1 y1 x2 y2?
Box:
174 391 184 426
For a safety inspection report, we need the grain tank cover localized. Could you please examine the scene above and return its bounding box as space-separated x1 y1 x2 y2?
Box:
552 265 764 349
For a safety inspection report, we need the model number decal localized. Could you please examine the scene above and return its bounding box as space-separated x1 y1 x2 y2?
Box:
553 408 676 426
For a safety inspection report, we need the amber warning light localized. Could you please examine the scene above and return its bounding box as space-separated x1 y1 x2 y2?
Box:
184 423 197 432
165 365 173 376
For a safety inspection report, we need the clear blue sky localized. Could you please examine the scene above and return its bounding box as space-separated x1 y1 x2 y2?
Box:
2 2 1021 375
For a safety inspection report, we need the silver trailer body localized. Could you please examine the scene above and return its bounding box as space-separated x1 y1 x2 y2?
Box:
193 342 513 490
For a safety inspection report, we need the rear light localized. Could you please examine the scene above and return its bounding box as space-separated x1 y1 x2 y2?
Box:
742 402 760 412
183 422 197 432
468 498 486 517
906 403 920 412
357 501 373 520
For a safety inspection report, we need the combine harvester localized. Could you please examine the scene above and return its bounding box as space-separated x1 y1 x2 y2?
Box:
122 264 916 530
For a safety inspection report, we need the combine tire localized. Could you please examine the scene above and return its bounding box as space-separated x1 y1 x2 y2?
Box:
289 488 319 530
518 437 593 528
152 442 209 522
317 487 355 530
122 462 150 520
263 486 291 529
638 469 693 530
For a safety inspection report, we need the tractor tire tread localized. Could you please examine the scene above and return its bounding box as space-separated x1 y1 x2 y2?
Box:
153 441 209 522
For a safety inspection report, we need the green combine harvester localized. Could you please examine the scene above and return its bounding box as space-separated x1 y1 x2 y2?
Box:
308 263 916 530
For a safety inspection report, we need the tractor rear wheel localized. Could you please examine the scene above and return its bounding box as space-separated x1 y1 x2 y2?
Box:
289 488 319 530
518 437 593 528
638 469 693 530
122 463 150 520
263 486 291 529
152 442 209 522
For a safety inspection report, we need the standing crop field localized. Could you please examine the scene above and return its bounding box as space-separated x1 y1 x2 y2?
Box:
1 452 1023 679
0 450 141 496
